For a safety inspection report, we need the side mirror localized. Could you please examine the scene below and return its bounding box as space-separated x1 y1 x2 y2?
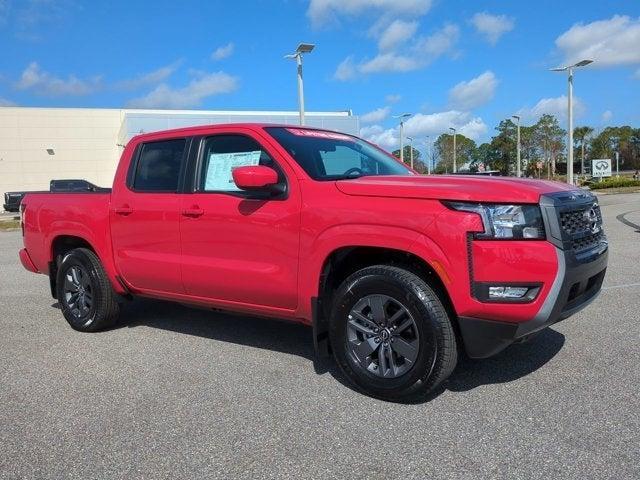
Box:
232 165 279 191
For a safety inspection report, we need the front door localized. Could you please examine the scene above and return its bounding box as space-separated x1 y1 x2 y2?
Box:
179 130 300 310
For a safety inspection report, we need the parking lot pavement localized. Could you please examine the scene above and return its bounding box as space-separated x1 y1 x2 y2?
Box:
1 193 639 480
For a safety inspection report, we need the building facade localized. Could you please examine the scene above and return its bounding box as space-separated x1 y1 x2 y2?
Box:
0 107 359 193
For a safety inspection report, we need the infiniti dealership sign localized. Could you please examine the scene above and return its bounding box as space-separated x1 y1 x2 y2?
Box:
592 159 612 178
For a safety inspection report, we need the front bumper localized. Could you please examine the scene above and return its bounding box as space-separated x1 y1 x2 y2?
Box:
458 245 607 358
458 190 608 359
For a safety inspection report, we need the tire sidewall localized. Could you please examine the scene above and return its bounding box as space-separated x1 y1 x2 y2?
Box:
329 271 440 396
56 250 102 331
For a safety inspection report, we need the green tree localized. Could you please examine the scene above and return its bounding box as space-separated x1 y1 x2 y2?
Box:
392 145 422 169
487 119 517 174
433 133 476 173
573 126 594 175
590 126 640 170
533 114 566 178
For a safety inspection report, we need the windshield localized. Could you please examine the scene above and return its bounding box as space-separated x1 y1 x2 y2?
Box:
265 127 413 181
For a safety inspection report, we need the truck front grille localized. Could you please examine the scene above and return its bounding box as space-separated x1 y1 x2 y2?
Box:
560 204 602 236
572 230 604 252
541 191 608 260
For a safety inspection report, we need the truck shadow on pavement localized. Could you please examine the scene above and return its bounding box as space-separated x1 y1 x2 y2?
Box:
114 298 565 403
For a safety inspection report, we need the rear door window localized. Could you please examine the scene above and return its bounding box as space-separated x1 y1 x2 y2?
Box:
133 139 186 192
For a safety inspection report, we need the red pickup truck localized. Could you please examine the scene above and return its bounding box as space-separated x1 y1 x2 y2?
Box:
19 124 608 400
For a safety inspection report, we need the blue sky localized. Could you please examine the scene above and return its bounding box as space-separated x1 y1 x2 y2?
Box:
0 0 639 148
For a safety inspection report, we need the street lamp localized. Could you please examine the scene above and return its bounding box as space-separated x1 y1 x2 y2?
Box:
406 136 414 169
550 59 593 185
512 115 521 177
285 43 315 126
449 127 457 173
393 113 412 163
610 136 620 177
424 136 431 175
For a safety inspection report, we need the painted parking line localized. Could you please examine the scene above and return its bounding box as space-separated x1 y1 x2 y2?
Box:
602 282 640 290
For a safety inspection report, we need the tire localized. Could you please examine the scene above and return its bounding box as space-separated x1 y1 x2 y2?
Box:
329 265 457 401
55 248 120 332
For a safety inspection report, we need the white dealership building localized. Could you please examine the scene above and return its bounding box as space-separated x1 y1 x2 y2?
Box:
0 107 359 194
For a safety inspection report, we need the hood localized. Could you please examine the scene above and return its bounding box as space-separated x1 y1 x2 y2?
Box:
335 175 577 204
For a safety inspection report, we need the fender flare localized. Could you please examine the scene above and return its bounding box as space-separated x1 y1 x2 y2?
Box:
46 223 125 295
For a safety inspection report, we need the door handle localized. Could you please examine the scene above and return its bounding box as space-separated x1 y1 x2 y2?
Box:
181 207 204 218
114 205 133 216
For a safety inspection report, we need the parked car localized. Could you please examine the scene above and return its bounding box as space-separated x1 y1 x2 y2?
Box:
3 191 26 213
49 179 101 192
18 124 608 400
4 179 102 212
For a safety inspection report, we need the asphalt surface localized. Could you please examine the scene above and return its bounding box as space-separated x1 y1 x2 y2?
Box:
1 193 639 480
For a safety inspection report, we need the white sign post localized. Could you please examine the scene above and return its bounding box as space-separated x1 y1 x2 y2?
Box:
591 159 612 179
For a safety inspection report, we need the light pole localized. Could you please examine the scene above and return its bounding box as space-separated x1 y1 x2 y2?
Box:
610 136 620 177
550 59 593 185
393 113 412 163
449 127 457 173
406 136 414 169
512 115 521 177
424 136 431 175
285 43 315 125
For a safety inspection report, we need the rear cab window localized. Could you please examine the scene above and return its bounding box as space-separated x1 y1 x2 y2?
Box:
130 139 187 192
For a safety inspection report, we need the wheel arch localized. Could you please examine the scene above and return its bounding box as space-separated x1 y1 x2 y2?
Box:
311 242 459 358
48 234 125 299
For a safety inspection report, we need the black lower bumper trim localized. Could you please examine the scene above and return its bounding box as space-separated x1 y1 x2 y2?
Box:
459 246 607 359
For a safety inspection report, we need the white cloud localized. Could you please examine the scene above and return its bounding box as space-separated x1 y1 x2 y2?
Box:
360 124 398 149
517 95 586 122
16 62 101 96
211 42 235 61
335 23 460 79
360 106 391 123
385 93 401 104
334 56 357 81
470 12 515 45
307 0 432 28
115 62 180 91
413 23 460 58
403 111 488 140
0 97 16 106
556 15 640 67
0 0 78 41
361 110 488 149
601 110 613 122
359 53 420 74
448 71 498 110
0 0 9 26
377 19 418 51
127 72 238 109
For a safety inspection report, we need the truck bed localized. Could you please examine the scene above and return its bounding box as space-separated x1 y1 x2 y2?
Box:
21 191 113 275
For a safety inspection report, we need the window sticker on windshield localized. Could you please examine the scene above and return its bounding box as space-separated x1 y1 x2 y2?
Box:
286 128 352 141
204 151 261 191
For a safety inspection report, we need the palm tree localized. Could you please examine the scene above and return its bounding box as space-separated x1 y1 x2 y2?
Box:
574 126 594 175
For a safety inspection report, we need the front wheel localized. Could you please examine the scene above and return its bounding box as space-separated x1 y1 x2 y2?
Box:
329 265 458 401
56 248 120 332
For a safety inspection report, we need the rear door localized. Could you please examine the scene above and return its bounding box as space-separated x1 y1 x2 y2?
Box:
179 129 300 310
110 137 189 294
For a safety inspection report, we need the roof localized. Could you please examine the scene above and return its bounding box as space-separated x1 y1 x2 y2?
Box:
128 123 350 142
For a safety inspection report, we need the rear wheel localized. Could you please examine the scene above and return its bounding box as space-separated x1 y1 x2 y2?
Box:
329 265 457 401
56 248 120 332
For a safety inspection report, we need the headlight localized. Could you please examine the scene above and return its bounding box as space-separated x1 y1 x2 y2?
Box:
444 202 545 240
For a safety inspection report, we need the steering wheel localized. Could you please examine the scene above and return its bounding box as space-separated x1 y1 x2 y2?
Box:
343 167 364 177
